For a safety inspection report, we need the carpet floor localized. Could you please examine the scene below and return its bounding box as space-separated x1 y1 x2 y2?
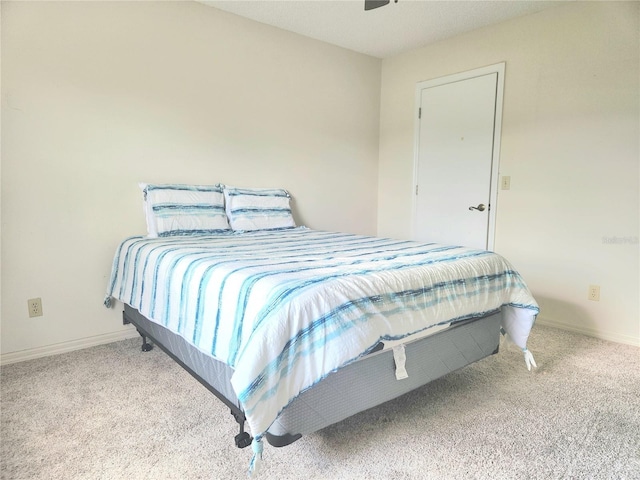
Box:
1 324 639 480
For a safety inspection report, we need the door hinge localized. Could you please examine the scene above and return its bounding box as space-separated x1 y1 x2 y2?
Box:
418 107 421 119
415 184 419 195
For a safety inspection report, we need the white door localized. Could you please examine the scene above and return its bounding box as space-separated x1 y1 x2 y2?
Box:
413 64 504 250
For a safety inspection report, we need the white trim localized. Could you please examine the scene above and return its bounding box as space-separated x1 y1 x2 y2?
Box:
0 328 139 365
536 316 640 347
411 62 506 251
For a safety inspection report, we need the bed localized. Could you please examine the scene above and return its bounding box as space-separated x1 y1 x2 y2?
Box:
104 184 539 473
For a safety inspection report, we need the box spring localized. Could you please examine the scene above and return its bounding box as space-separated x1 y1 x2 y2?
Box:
123 305 501 447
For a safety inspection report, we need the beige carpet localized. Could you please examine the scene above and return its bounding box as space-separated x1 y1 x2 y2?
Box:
2 325 639 480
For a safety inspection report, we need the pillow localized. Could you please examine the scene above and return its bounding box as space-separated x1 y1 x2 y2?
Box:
140 183 230 237
223 186 296 232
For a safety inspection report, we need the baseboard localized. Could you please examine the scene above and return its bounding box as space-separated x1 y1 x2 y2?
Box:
0 329 140 366
3 318 636 365
536 316 640 347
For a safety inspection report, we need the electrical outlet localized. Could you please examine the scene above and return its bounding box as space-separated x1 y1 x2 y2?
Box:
588 285 600 302
501 176 511 190
28 298 43 317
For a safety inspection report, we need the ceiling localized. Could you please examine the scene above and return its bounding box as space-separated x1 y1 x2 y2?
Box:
199 0 566 58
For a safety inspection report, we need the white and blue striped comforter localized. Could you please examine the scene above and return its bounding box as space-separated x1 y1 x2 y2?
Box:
106 227 539 439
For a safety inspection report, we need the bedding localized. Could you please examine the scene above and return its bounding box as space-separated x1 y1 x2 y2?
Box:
105 227 539 454
223 186 295 231
140 183 230 237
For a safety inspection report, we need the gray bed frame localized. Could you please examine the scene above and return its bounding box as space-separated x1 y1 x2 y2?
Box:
123 304 502 449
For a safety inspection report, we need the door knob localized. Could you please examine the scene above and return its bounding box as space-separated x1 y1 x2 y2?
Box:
469 203 486 212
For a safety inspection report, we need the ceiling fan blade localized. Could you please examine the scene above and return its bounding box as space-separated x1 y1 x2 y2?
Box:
364 0 390 11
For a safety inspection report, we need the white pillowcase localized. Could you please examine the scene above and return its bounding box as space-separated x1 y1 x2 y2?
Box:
140 183 230 237
223 186 296 232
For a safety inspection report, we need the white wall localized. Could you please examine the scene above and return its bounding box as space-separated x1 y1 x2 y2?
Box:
1 1 381 360
3 1 638 364
378 2 639 345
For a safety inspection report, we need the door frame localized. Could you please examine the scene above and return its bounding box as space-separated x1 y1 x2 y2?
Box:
411 62 505 251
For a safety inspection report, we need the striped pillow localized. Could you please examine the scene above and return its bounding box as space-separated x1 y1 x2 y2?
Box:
223 186 296 232
141 183 230 237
